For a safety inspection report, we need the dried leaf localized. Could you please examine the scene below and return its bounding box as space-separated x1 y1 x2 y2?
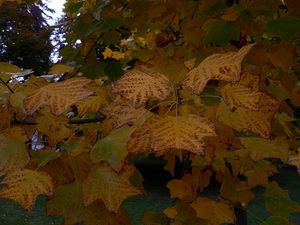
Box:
183 44 255 95
83 164 142 212
217 94 279 138
0 169 53 211
128 115 217 155
76 95 107 116
112 69 173 107
24 77 94 115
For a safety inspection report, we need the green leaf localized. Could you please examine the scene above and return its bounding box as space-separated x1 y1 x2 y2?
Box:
104 60 124 81
30 150 61 168
267 17 300 41
260 217 294 225
264 182 300 218
0 62 21 82
90 126 134 172
202 19 240 46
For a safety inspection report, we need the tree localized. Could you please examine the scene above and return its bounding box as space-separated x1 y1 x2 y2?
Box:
0 1 53 75
0 0 300 225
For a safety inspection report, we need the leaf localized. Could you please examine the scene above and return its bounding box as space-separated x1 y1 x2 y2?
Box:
260 217 294 225
83 164 142 212
264 181 300 218
220 84 261 111
190 197 235 225
76 95 107 116
0 62 21 82
90 126 134 172
0 169 53 211
267 16 300 40
221 7 240 22
23 77 94 115
0 133 30 176
49 64 75 75
183 44 255 95
112 69 173 108
288 148 300 174
202 19 240 46
102 101 148 128
47 182 111 225
141 211 169 225
128 114 217 155
36 113 72 145
217 94 279 138
240 137 290 162
167 179 194 200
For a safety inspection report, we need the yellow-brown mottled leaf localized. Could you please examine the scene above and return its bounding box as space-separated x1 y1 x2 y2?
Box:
0 169 53 211
112 69 173 108
36 113 72 145
217 94 279 138
102 101 148 128
0 133 30 176
190 197 235 225
76 95 107 116
24 77 94 115
83 164 142 212
183 44 255 95
220 84 261 111
49 64 75 75
128 115 217 155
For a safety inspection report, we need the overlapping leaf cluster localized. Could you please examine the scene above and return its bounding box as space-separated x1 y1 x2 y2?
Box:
0 0 300 224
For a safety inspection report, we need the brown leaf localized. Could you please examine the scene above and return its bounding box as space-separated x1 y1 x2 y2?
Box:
24 77 93 115
112 69 173 108
183 44 255 94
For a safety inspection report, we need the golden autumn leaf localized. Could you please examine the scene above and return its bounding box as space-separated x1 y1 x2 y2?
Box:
217 94 279 138
112 69 173 108
220 84 261 111
0 134 30 176
167 179 194 200
183 43 255 95
128 115 217 155
23 77 94 115
83 164 142 212
76 95 107 116
190 197 235 225
102 101 149 128
0 169 53 211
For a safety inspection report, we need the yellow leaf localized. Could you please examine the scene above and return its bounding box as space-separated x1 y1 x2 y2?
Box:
76 95 107 116
220 84 261 111
23 77 94 115
36 113 72 145
49 64 75 75
128 114 217 155
217 94 279 138
112 69 173 108
83 164 142 212
190 197 235 225
0 133 30 176
0 62 21 82
102 101 149 128
183 43 255 95
112 51 126 60
167 179 194 200
102 48 113 59
0 169 53 211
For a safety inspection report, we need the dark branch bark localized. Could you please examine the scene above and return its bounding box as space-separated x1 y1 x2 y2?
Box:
11 114 106 125
0 78 14 93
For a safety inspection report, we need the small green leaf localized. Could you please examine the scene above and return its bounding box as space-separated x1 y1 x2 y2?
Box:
267 17 300 40
202 19 240 46
90 126 134 171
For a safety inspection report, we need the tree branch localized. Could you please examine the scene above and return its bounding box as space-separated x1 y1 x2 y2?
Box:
11 114 106 125
0 78 14 93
